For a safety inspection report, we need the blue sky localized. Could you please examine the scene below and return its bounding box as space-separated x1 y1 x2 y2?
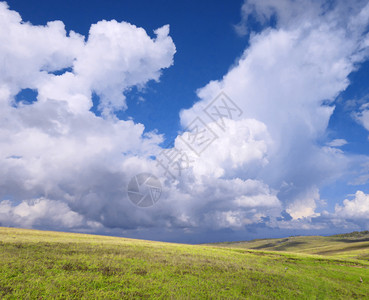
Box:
1 0 369 243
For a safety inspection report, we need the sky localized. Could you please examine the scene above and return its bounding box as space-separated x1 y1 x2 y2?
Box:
1 0 369 243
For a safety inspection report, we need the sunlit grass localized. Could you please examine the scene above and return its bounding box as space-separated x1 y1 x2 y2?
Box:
208 231 369 261
1 227 369 299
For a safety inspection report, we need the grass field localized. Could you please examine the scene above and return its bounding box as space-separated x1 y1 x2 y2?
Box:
207 231 369 261
1 227 369 299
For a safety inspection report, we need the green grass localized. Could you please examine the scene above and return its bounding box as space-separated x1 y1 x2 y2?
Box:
207 231 369 261
1 227 369 299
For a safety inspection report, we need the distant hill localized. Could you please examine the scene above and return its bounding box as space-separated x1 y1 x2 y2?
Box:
1 227 369 298
206 231 369 261
332 230 369 238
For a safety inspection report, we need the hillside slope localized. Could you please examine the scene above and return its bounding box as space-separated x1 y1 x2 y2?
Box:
207 231 369 261
1 227 369 299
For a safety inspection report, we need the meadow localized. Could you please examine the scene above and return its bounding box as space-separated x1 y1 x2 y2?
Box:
208 231 369 261
0 227 369 299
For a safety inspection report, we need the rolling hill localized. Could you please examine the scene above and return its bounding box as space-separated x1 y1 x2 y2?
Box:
206 231 369 261
1 227 369 299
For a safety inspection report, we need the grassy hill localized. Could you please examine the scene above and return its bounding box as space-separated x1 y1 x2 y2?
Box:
1 227 369 299
207 231 369 261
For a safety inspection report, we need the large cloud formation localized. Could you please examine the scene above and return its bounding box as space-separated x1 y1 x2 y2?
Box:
0 1 175 232
1 0 369 242
180 0 369 233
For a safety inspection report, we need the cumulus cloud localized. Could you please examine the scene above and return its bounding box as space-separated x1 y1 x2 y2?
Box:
0 1 279 236
327 139 348 147
72 21 175 114
0 2 175 231
0 198 101 231
0 1 175 115
180 0 369 231
174 118 271 179
309 191 369 231
354 103 369 133
335 191 369 219
286 187 320 219
234 0 324 35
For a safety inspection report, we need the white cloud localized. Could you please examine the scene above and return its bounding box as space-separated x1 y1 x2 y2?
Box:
0 2 279 235
286 187 320 219
335 191 369 219
179 0 369 231
327 139 348 147
0 2 84 99
235 0 324 35
0 2 175 231
0 198 102 230
72 21 175 114
174 118 271 179
354 103 369 132
0 1 175 115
